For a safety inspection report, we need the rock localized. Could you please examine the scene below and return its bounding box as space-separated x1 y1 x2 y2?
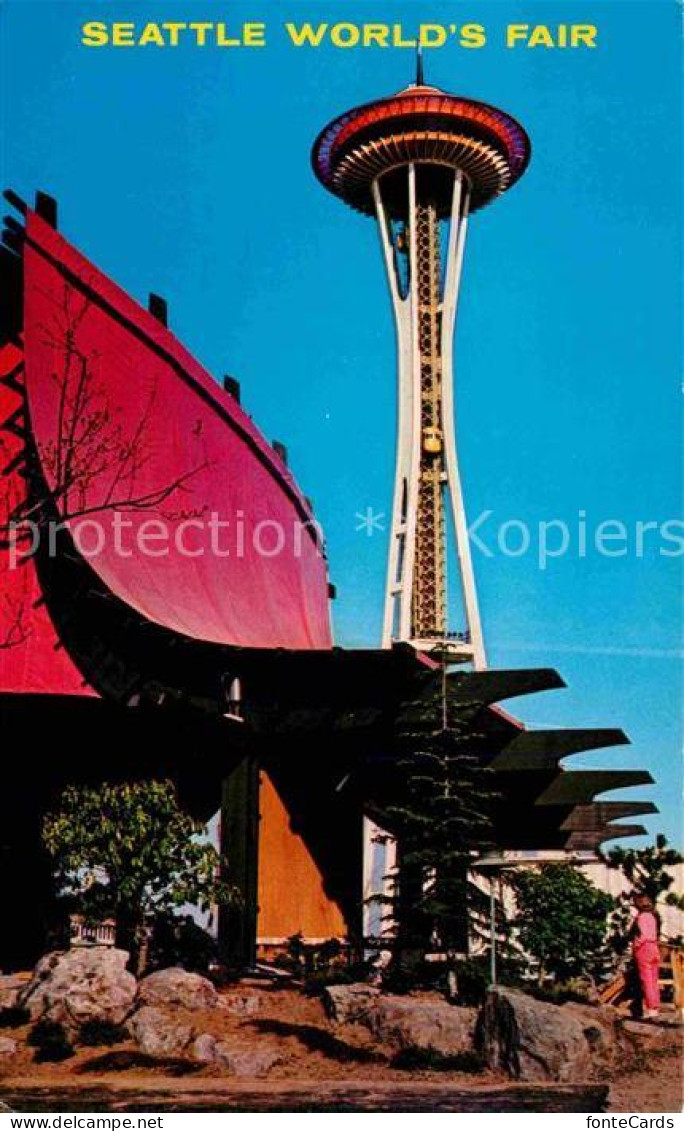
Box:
477 987 593 1082
0 1037 17 1057
621 1018 676 1052
323 983 380 1025
128 1006 193 1058
0 974 27 1012
190 1034 280 1076
190 1032 218 1063
218 990 264 1016
325 986 476 1057
563 1002 634 1074
18 949 136 1031
137 968 218 1012
368 994 477 1057
213 1042 281 1077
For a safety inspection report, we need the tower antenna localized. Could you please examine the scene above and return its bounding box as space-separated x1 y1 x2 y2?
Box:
416 42 424 86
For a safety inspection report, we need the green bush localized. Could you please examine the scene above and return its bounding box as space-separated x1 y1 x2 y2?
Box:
302 959 377 998
77 1019 129 1047
381 955 523 1005
528 978 596 1006
279 934 377 996
449 960 488 1007
27 1019 74 1062
510 864 615 983
148 914 219 976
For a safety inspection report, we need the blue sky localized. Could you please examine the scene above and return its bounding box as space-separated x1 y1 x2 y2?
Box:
3 0 681 846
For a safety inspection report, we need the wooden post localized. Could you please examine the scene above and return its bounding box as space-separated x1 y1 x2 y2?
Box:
671 947 684 1015
219 754 259 970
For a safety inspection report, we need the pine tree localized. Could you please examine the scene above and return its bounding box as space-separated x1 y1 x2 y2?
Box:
604 834 684 905
382 665 498 991
603 835 684 955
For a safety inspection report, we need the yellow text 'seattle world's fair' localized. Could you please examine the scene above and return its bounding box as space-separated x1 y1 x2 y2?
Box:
80 21 599 50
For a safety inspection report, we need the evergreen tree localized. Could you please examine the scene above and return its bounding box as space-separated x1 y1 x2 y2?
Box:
381 667 498 991
604 834 684 905
603 835 684 954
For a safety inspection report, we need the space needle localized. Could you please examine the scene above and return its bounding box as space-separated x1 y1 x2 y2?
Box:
313 57 530 668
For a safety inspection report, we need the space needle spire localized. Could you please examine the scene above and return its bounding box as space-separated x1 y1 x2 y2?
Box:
415 42 424 87
313 70 530 667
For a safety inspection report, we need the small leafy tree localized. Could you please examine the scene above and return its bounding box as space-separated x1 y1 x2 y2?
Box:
509 864 615 984
603 835 684 954
382 674 498 994
43 780 236 974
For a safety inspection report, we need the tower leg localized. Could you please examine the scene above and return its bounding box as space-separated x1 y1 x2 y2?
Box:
374 175 418 649
374 167 486 667
440 174 487 670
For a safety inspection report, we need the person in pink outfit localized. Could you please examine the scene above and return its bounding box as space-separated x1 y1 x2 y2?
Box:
630 893 661 1020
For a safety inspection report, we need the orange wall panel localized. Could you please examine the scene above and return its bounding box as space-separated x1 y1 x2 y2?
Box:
257 772 348 941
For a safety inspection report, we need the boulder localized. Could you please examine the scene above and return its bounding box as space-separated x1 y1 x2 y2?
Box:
18 949 136 1031
0 974 27 1012
323 983 380 1026
213 1042 281 1077
128 1006 193 1058
137 968 218 1012
563 1001 634 1075
477 987 594 1082
189 1032 218 1063
217 990 264 1017
325 985 476 1057
0 1037 17 1057
622 1018 675 1053
190 1033 280 1076
368 994 477 1057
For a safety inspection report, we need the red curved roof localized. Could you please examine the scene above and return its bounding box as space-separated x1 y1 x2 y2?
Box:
18 211 332 654
0 340 97 694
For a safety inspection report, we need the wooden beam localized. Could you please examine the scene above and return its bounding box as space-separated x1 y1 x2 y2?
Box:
219 754 259 969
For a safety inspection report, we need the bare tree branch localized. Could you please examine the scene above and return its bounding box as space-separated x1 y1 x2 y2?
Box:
0 282 212 650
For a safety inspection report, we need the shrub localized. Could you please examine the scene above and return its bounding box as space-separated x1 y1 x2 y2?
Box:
302 958 377 998
279 934 376 995
148 914 219 976
528 976 597 1006
509 864 615 983
27 1019 74 1062
604 836 684 957
447 959 489 1007
381 955 516 1006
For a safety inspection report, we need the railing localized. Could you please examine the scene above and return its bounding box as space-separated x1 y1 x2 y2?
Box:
69 915 116 948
